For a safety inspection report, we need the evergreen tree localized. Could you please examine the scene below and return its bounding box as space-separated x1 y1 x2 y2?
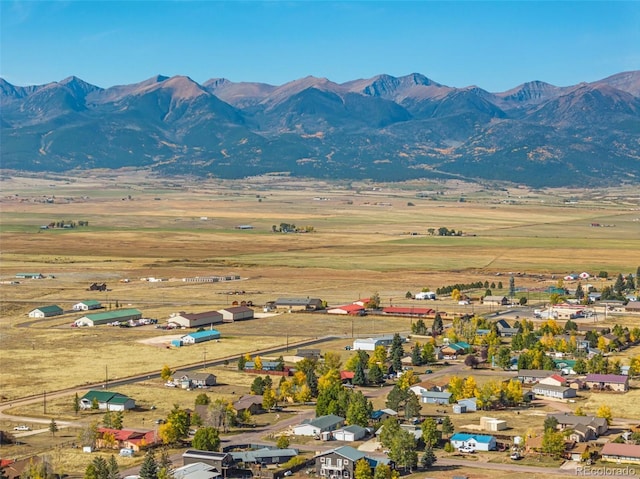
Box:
107 456 120 479
509 275 516 298
139 450 158 479
367 364 384 385
389 334 404 372
74 392 80 415
410 344 422 366
626 274 635 291
420 445 437 469
432 313 443 336
157 448 174 479
346 391 372 427
575 283 584 300
614 273 625 295
49 418 59 436
441 416 454 438
353 361 367 386
404 392 421 419
237 355 246 371
112 411 124 430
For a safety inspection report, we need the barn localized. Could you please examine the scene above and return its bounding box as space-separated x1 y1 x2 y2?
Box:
218 306 254 322
75 308 142 326
171 311 223 328
182 329 221 345
28 305 63 318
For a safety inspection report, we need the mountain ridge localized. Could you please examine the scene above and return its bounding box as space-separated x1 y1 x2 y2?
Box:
2 71 639 187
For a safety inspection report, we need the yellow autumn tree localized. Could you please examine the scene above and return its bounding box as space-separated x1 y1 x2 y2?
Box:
461 376 478 399
596 404 612 425
318 368 341 392
397 370 419 390
448 376 464 401
254 356 263 370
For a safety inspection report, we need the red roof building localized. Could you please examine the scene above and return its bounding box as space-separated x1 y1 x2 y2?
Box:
97 428 159 452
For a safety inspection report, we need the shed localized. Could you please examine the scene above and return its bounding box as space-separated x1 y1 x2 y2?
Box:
333 425 367 442
420 391 452 404
182 329 221 345
218 306 254 322
480 417 507 431
170 311 223 328
28 305 63 318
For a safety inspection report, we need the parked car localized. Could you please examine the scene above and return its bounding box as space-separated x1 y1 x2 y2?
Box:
510 452 522 460
14 425 31 431
459 446 475 453
155 419 165 424
425 369 433 374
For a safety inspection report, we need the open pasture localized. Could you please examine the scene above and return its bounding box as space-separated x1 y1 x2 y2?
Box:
1 173 639 401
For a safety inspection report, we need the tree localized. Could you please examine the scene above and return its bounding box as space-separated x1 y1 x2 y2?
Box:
254 356 263 371
276 435 290 449
543 415 558 432
441 416 454 438
379 417 400 448
192 427 221 451
160 365 172 381
91 397 99 410
421 418 440 447
49 418 58 436
237 354 246 371
366 292 381 309
346 391 372 427
373 463 391 479
107 455 120 479
421 342 436 364
464 354 479 369
404 392 421 419
195 393 211 406
411 344 423 366
353 361 367 386
354 459 373 479
389 429 418 472
111 411 123 430
207 399 235 433
420 445 437 469
389 334 404 372
157 449 174 479
614 273 625 295
367 364 384 385
542 429 566 457
73 392 81 416
159 404 190 444
432 313 443 336
139 450 158 479
596 404 613 425
497 347 512 370
509 275 516 297
263 386 277 410
574 358 587 375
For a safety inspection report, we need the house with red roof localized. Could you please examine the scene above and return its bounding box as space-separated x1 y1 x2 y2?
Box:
327 304 365 315
600 443 640 464
538 374 567 388
96 428 159 452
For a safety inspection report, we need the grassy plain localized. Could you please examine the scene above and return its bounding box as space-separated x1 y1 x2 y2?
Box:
1 171 640 475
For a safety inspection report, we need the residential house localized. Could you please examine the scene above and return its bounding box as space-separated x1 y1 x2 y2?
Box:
16 273 44 279
232 395 265 416
231 448 298 466
75 308 142 326
546 413 608 436
517 369 554 384
584 373 629 392
568 443 590 461
172 462 221 479
440 341 471 359
315 446 391 479
96 428 158 452
409 379 449 397
80 391 135 411
293 415 345 437
568 423 598 443
1 456 47 479
450 433 497 451
352 335 400 351
218 306 254 322
72 300 102 311
327 304 366 315
370 409 397 423
28 305 63 318
170 311 223 328
457 398 478 412
494 319 519 337
173 371 217 388
538 374 567 388
625 301 640 313
420 391 452 404
531 384 577 399
600 443 640 465
296 349 322 360
333 425 368 442
482 296 509 306
274 298 324 311
181 329 221 345
182 450 235 474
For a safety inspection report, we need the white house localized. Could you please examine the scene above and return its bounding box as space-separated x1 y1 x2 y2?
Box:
293 415 344 437
450 433 497 452
538 374 567 388
28 305 63 318
531 384 577 399
333 425 367 442
80 391 136 411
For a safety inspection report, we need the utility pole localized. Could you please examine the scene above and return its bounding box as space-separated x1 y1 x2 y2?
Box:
203 349 207 370
105 365 108 389
43 390 46 414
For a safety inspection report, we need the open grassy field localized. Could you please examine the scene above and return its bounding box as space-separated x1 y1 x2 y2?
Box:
1 171 639 476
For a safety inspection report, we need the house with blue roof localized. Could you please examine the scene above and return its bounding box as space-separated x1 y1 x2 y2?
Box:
182 329 221 345
315 446 392 479
420 391 452 404
293 415 345 437
450 433 496 451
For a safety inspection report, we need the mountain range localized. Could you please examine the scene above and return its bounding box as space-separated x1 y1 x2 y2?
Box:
2 71 640 187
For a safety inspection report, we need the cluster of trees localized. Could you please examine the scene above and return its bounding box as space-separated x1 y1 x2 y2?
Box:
84 456 119 479
46 220 89 228
344 349 386 386
271 223 315 233
238 354 285 372
447 375 524 410
137 449 173 479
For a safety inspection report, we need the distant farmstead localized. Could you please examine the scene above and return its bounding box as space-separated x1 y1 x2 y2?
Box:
16 273 44 279
274 298 324 311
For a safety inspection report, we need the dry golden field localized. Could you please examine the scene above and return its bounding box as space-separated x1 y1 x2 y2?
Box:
1 171 640 476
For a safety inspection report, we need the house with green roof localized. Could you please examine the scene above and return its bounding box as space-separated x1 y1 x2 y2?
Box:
75 308 142 326
80 390 136 411
72 300 102 311
28 305 64 318
315 446 392 479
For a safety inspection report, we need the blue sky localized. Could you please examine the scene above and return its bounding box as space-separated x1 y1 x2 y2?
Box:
1 1 639 92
